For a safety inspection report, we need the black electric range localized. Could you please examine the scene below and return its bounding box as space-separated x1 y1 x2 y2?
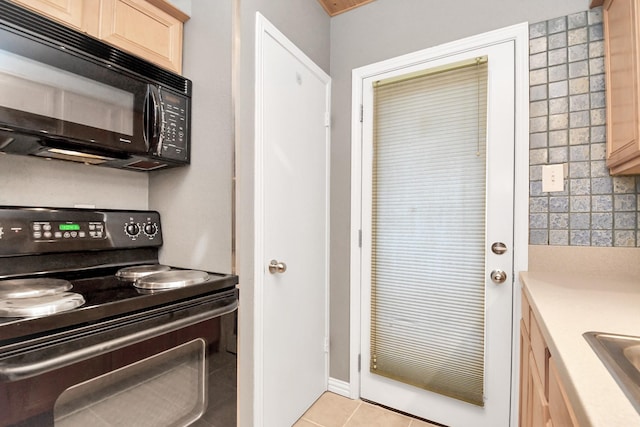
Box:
0 206 238 348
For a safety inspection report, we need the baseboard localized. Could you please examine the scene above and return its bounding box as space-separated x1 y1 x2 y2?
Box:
327 377 351 397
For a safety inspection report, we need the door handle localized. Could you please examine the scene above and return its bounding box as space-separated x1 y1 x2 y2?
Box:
490 269 507 284
268 260 287 274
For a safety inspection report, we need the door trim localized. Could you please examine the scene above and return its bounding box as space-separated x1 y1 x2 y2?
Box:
349 22 529 426
253 12 331 426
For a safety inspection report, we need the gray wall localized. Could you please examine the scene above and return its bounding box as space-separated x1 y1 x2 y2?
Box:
0 151 148 209
328 0 592 383
149 0 234 274
235 1 329 425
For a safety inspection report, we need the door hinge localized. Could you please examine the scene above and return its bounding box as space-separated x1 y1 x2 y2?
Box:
358 354 361 372
324 111 330 128
324 337 330 352
359 104 363 123
358 229 362 248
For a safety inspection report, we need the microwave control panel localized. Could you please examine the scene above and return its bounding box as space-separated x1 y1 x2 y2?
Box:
159 90 189 162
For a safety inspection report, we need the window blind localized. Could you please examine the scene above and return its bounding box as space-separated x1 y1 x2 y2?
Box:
370 59 488 406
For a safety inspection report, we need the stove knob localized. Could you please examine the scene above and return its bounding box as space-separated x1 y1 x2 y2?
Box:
125 223 140 237
144 222 158 237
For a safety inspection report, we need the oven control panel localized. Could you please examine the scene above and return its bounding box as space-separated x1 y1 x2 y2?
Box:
0 207 162 256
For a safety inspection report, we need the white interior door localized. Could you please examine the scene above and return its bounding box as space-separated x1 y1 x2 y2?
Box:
254 14 331 427
352 24 528 427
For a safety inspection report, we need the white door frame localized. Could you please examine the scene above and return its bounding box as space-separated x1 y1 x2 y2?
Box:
349 23 529 426
253 12 331 427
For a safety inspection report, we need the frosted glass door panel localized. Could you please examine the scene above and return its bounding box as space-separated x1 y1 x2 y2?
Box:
0 50 133 135
370 62 488 406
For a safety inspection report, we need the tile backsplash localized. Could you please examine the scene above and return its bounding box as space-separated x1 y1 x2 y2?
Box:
528 8 640 247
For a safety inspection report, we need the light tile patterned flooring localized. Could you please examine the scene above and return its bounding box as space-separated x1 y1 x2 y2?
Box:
294 392 442 427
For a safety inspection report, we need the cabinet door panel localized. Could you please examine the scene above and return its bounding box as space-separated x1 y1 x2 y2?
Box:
10 0 85 30
529 352 550 427
520 321 531 427
548 357 579 427
98 0 183 73
603 0 640 174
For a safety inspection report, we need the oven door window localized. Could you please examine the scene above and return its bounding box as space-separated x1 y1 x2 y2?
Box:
54 339 206 427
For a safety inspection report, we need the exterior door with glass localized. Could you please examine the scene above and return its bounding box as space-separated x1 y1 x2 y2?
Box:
354 26 527 427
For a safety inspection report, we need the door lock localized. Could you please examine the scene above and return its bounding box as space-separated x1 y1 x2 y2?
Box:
490 269 507 284
491 242 507 255
268 259 287 274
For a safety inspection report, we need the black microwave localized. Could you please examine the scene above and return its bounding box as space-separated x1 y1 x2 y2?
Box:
0 1 192 171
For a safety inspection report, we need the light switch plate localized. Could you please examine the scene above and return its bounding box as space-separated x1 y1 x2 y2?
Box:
542 164 566 192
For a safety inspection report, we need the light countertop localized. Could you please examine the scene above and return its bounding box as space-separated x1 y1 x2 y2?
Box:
520 271 640 427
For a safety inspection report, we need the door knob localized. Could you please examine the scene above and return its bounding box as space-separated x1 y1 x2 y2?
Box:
490 269 507 284
268 259 287 274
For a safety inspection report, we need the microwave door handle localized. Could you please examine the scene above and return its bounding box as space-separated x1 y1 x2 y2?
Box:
143 86 162 154
154 89 164 156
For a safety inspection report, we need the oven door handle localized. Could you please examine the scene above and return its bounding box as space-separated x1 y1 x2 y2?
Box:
0 299 238 382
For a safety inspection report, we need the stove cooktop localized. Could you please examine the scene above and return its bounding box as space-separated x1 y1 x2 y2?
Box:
0 265 238 345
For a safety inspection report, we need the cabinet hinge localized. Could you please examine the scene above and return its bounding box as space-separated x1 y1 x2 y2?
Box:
358 229 362 248
324 112 330 128
324 337 330 352
359 104 363 123
358 354 361 372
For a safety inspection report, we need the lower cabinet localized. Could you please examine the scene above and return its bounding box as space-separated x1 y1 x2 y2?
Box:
520 291 580 427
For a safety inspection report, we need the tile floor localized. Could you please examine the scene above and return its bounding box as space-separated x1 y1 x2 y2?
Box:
294 392 443 427
207 351 444 427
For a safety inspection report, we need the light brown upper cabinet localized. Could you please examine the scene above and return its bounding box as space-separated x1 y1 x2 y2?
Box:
8 0 95 32
96 0 188 74
9 0 188 74
592 0 640 174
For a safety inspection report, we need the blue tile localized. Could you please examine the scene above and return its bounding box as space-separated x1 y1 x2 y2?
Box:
591 230 613 246
569 161 590 178
548 17 567 34
570 178 591 195
614 212 637 229
614 194 637 211
530 229 549 245
530 213 549 228
570 229 591 245
530 197 549 213
570 195 591 212
530 21 548 38
570 212 591 229
550 213 569 229
614 230 636 247
568 11 587 29
591 177 613 194
550 196 569 212
591 195 613 212
591 212 613 229
549 230 569 245
613 176 636 193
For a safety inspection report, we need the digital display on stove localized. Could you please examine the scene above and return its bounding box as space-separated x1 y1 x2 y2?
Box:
59 224 81 231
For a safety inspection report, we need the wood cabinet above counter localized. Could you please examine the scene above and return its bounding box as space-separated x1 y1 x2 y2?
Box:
9 0 189 74
591 0 640 174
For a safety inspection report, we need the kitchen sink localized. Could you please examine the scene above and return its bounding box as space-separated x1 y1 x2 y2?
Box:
584 332 640 414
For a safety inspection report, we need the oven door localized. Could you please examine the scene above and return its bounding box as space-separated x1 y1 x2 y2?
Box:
0 291 237 427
